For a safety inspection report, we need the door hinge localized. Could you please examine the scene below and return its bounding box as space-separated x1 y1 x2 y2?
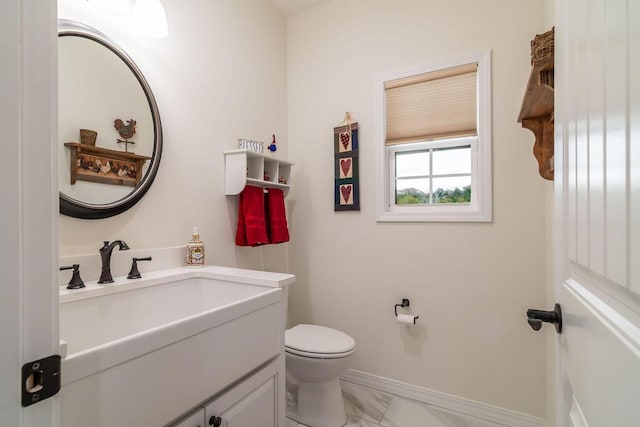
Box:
21 355 61 407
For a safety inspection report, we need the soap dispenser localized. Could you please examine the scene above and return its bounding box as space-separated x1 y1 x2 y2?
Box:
187 227 205 267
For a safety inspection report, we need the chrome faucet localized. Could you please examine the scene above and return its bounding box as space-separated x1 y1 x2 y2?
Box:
98 240 130 284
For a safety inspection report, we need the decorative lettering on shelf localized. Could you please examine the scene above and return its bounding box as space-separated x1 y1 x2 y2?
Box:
237 138 264 154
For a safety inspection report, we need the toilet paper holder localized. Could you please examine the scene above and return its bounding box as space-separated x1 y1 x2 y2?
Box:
394 298 419 324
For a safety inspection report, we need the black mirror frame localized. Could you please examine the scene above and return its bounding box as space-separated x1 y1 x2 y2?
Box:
58 20 163 219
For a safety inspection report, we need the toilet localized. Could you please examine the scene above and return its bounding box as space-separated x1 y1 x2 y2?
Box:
285 324 356 427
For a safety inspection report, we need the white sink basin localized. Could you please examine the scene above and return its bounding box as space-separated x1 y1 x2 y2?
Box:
60 275 272 355
59 266 294 427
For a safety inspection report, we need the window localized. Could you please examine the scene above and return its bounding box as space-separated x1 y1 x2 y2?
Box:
375 51 492 222
392 138 473 205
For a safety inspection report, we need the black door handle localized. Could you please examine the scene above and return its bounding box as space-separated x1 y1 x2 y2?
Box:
527 303 562 333
209 415 221 427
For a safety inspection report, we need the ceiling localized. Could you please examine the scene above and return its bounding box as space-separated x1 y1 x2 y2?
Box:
270 0 332 16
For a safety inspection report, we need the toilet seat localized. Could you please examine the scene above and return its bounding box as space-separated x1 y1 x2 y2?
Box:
285 324 355 359
285 347 355 359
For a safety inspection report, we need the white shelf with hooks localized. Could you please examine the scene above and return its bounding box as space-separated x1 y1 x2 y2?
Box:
224 150 293 196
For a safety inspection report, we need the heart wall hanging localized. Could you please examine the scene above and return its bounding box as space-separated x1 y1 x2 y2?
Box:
333 112 360 211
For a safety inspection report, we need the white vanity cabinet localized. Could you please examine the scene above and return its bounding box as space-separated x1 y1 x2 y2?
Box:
59 267 294 427
224 149 293 196
173 355 284 427
204 355 284 427
173 408 206 427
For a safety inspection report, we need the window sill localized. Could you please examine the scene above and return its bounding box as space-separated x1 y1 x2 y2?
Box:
376 207 492 223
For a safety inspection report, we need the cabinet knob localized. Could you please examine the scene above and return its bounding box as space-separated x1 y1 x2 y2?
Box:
209 415 221 427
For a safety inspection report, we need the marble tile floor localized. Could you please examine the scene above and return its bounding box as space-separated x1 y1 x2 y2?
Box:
286 380 507 427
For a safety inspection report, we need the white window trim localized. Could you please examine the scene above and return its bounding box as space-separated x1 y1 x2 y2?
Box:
375 50 492 222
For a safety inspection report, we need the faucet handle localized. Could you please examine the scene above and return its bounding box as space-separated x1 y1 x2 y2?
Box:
59 264 85 289
127 257 152 280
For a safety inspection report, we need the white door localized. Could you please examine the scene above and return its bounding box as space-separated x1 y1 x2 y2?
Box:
554 0 640 425
0 0 59 425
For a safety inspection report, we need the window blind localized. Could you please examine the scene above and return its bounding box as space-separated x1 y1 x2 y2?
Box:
385 62 478 145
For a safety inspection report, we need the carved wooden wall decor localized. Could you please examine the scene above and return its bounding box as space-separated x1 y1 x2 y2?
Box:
518 27 554 180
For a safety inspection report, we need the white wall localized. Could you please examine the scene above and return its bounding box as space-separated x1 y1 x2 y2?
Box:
58 0 289 274
56 0 554 418
286 0 549 418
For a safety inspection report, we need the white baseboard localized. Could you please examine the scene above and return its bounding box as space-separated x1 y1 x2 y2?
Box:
340 369 546 427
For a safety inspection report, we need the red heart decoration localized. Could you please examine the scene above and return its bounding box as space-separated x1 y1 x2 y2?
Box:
340 158 352 177
340 185 352 203
340 132 350 150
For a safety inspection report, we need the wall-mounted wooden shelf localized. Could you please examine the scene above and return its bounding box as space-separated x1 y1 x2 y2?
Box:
64 142 151 187
224 149 293 196
518 27 554 181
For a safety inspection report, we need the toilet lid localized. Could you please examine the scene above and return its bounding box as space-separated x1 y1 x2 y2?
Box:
285 324 355 356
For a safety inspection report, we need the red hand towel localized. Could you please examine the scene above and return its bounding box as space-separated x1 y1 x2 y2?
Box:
236 186 269 246
266 188 290 244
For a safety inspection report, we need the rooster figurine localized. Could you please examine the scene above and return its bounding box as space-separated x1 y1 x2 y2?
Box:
114 118 137 152
267 134 277 154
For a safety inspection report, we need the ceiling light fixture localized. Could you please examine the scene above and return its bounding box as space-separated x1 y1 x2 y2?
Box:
132 0 168 38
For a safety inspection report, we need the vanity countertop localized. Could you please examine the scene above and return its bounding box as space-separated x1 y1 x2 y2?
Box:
60 264 296 303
